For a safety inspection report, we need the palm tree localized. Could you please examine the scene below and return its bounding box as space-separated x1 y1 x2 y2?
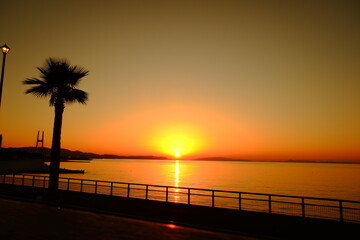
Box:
23 58 88 192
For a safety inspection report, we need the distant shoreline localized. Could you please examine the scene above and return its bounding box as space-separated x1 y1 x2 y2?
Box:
190 158 360 164
2 147 359 164
95 158 360 164
86 156 360 164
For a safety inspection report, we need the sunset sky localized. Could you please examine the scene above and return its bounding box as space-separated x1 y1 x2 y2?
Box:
1 0 359 161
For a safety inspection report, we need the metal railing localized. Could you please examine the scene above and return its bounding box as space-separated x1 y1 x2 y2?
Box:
1 174 359 223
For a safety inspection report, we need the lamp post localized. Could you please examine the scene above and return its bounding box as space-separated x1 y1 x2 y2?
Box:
0 44 10 148
0 44 11 108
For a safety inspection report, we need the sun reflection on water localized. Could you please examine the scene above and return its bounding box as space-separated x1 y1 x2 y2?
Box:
175 160 180 187
173 160 181 202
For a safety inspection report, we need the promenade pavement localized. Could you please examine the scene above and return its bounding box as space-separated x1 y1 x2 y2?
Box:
0 198 261 240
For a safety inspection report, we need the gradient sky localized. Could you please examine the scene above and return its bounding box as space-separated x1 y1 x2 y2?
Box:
1 0 359 161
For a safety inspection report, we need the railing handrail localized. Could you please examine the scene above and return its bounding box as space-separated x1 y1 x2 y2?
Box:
8 173 360 204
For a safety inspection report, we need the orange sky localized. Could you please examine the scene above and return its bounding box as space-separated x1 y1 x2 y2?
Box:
1 0 360 161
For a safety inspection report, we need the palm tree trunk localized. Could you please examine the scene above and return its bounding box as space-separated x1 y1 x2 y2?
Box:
48 101 64 193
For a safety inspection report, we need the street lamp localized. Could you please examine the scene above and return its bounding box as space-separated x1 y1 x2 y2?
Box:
0 44 11 108
0 44 10 148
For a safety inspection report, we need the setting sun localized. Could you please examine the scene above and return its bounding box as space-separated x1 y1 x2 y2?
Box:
161 134 195 158
149 123 204 158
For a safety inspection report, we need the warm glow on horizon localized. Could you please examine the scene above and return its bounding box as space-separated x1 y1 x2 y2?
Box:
159 133 196 158
140 116 210 158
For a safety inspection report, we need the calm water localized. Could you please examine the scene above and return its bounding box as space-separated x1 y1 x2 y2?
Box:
58 159 360 201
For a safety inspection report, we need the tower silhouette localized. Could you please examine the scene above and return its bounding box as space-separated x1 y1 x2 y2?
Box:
35 131 44 153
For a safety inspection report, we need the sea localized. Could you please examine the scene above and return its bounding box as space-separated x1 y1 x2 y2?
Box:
56 159 360 201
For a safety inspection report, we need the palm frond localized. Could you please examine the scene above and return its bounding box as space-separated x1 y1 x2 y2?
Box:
25 84 52 97
63 89 88 104
24 57 89 106
22 78 45 85
36 67 48 77
68 67 89 86
23 77 52 97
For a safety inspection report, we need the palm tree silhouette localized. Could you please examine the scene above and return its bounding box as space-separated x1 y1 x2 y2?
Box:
23 58 88 192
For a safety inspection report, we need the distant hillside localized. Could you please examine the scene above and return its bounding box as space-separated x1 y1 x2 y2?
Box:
2 149 357 163
0 147 168 160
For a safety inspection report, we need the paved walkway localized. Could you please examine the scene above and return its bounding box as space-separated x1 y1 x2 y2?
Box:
0 198 260 240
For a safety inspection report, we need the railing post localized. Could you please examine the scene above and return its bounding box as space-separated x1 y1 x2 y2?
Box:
146 185 149 200
127 183 130 197
67 178 70 191
302 198 305 217
32 176 35 187
43 176 46 188
188 189 191 205
212 190 215 207
3 174 5 183
339 200 343 222
22 175 25 186
268 195 272 214
80 179 83 192
110 182 113 196
12 174 15 184
166 187 169 202
239 193 242 210
95 181 98 194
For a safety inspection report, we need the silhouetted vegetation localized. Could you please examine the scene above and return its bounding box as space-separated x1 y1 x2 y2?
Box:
23 58 89 191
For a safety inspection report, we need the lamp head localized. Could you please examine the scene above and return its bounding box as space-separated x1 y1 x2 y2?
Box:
1 44 10 54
